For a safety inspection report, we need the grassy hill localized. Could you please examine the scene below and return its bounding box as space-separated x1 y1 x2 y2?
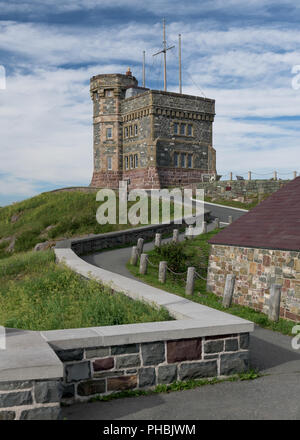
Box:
0 189 172 259
0 189 174 330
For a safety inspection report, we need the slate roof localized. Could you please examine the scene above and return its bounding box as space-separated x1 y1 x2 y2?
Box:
209 177 300 251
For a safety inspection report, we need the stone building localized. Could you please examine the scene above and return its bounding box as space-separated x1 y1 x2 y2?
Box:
89 68 216 189
207 176 300 321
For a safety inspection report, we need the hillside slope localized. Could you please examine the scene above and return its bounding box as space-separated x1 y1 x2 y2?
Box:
0 189 160 259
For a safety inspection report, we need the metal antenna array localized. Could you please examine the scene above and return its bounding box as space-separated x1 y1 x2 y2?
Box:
152 18 175 91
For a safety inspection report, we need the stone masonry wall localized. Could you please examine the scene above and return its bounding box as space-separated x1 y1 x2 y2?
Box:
54 334 250 404
67 212 211 256
0 379 62 420
207 244 300 321
197 179 290 200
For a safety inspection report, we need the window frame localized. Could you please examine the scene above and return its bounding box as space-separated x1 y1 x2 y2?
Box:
180 124 186 136
106 127 113 139
174 152 179 167
125 156 129 170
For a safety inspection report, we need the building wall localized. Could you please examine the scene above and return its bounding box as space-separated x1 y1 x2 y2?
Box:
207 244 300 321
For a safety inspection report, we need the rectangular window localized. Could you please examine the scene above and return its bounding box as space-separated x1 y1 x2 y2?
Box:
181 153 186 168
188 124 193 136
174 152 179 167
124 127 128 138
129 125 133 137
106 89 113 97
134 154 138 168
173 123 179 135
180 124 186 135
188 154 193 168
125 156 129 170
107 156 112 170
106 127 112 139
134 124 138 136
130 155 134 169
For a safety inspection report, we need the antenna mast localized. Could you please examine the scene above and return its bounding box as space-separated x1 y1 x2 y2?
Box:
152 18 175 91
142 50 146 87
179 34 182 93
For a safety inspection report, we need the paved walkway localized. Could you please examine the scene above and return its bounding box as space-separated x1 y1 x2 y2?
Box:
63 203 300 419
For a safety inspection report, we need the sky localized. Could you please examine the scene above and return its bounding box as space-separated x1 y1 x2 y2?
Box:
0 0 300 206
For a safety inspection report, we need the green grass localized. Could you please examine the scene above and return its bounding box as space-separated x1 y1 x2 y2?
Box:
127 229 296 336
0 250 172 331
89 370 260 403
0 190 175 259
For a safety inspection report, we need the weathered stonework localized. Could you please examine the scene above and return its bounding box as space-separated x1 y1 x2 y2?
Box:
54 333 249 404
0 380 62 420
207 244 300 321
89 70 216 189
196 179 290 201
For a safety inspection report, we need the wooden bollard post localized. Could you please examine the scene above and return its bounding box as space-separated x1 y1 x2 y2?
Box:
159 261 167 283
202 221 207 234
268 284 282 322
228 215 233 224
248 171 252 181
229 172 233 181
222 274 236 308
187 225 194 239
137 238 144 256
130 246 138 266
139 253 148 275
172 229 179 243
185 267 195 295
155 233 161 247
214 217 220 228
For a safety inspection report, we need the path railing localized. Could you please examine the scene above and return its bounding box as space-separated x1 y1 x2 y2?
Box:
129 221 282 321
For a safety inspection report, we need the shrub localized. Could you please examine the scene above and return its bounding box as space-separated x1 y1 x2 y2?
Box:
153 242 189 273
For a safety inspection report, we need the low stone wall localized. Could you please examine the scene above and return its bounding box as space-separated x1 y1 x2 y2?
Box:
207 244 300 321
0 380 61 420
197 179 290 201
57 213 211 257
51 334 250 403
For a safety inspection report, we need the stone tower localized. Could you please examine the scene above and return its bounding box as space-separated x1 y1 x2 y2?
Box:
90 69 216 189
90 69 138 188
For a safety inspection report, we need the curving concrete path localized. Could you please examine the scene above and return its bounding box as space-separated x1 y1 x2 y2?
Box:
63 203 300 420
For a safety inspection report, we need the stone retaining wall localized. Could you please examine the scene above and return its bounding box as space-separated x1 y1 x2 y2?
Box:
207 244 300 321
53 334 250 404
0 379 61 420
59 213 211 257
197 179 290 201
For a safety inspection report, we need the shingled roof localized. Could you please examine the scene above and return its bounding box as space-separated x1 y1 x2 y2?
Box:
209 177 300 251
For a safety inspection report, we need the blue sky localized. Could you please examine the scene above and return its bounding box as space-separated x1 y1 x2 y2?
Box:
0 0 300 206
